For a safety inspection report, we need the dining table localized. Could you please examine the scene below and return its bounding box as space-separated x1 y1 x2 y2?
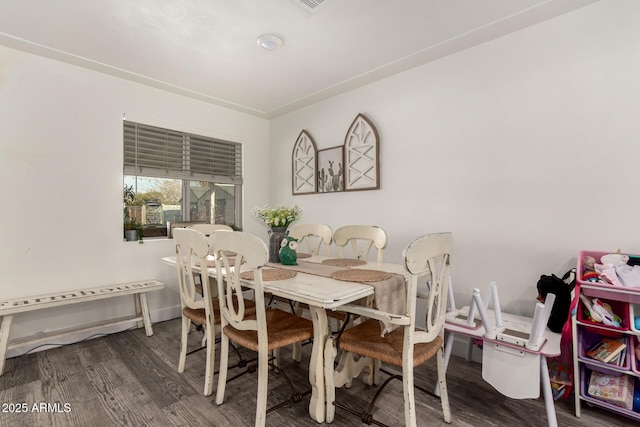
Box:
161 253 410 423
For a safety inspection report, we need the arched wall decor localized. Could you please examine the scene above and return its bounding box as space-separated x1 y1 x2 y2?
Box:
291 113 379 195
343 113 380 191
291 130 317 195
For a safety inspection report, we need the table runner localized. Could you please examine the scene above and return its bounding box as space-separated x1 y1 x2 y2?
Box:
322 258 367 267
240 268 297 281
267 260 406 335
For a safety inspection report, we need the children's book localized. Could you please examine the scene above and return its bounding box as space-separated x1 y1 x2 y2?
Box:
586 338 626 363
587 371 633 409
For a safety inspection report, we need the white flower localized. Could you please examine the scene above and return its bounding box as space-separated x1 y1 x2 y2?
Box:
252 205 302 228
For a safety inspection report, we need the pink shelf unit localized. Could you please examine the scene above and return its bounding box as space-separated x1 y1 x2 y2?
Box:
577 250 640 304
577 295 629 334
580 366 640 420
631 304 640 334
578 330 630 373
631 335 640 376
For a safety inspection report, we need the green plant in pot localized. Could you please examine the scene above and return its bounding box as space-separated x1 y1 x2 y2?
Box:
124 218 143 242
123 184 143 243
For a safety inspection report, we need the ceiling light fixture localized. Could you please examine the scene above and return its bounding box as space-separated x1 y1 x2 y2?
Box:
257 34 283 51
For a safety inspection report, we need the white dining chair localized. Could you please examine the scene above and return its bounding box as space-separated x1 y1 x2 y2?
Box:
173 228 255 396
188 223 233 235
286 223 333 256
333 225 387 263
213 231 314 427
323 232 453 426
187 224 233 294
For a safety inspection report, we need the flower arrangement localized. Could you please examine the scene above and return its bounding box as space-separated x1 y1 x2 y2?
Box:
252 204 302 229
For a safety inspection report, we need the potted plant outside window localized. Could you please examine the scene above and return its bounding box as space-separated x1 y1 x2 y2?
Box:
124 184 143 243
124 219 143 242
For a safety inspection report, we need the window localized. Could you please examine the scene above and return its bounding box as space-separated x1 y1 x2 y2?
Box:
123 120 242 238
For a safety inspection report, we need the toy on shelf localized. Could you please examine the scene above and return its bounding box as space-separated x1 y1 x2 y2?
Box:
548 359 572 400
586 337 627 364
580 295 622 327
587 371 634 410
581 251 640 288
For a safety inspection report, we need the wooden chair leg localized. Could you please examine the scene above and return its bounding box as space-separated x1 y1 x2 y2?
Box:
215 334 230 405
437 348 452 423
291 342 302 362
178 315 189 373
370 359 381 386
292 303 304 362
402 360 416 427
203 324 215 396
272 348 281 368
256 349 269 427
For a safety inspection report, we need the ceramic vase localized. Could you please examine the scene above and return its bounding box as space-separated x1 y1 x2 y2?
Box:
268 227 287 263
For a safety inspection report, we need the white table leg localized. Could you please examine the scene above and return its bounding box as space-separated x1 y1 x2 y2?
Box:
443 332 455 372
308 306 329 423
540 355 558 427
465 336 474 361
0 315 13 375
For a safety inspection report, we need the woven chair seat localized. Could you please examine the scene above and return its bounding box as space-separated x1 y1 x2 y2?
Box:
183 297 256 326
223 308 313 352
334 319 442 367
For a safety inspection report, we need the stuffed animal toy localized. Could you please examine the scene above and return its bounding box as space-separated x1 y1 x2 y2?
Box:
279 236 298 265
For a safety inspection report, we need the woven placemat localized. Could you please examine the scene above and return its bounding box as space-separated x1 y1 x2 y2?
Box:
195 259 216 268
297 252 312 259
322 258 367 267
240 268 297 281
330 269 392 282
195 257 239 267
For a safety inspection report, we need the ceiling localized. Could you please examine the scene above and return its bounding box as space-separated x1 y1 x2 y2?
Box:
0 0 597 118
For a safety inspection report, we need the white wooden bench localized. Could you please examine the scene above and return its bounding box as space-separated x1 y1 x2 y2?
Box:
0 279 165 375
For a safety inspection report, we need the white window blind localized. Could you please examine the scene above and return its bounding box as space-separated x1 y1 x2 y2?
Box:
123 121 242 184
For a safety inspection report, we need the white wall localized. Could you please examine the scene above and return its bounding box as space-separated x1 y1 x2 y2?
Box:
0 45 271 353
2 0 638 358
270 0 640 317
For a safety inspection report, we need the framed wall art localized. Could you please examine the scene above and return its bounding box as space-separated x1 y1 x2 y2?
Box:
291 130 317 195
291 112 380 195
344 113 379 191
317 146 343 193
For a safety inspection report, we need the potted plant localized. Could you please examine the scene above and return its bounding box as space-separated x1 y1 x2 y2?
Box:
252 204 302 262
124 218 143 242
123 185 143 243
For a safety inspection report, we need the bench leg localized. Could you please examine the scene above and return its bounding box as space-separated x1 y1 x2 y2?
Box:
0 315 13 376
134 294 144 329
137 293 154 336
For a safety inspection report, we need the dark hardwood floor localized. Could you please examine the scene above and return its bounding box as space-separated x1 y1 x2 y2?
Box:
0 319 633 426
